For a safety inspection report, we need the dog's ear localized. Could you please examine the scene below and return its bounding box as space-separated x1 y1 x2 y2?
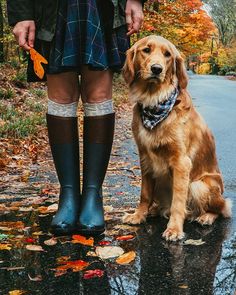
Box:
123 47 135 85
176 55 188 89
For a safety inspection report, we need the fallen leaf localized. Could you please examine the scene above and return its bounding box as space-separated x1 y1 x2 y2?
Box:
19 206 33 212
0 233 9 241
178 284 188 289
25 237 36 244
116 235 134 241
56 256 71 263
9 291 26 295
38 204 58 214
184 239 205 246
98 240 111 246
26 245 44 252
0 243 11 250
21 170 30 182
0 221 25 231
95 246 124 259
116 251 136 265
86 251 97 257
72 235 94 246
28 274 43 281
32 231 44 236
54 260 89 276
44 237 57 246
83 269 104 279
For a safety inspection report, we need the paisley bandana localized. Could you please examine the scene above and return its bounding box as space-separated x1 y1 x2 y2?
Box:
138 88 179 130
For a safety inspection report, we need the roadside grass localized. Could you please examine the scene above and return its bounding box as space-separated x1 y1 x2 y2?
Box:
0 64 128 139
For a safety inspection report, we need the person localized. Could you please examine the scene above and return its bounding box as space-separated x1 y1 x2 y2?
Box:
7 0 145 236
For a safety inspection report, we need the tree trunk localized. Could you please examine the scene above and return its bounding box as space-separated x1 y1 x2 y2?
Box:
0 0 4 63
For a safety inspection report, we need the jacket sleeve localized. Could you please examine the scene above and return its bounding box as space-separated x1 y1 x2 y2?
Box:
7 0 34 26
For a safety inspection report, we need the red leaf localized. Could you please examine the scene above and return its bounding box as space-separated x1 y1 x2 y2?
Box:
116 235 134 241
83 269 104 279
25 238 36 243
98 241 111 246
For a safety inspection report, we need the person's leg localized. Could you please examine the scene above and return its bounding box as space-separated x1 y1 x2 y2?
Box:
46 72 80 235
79 66 115 235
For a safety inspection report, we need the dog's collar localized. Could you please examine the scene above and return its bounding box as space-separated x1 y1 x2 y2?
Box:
138 88 179 130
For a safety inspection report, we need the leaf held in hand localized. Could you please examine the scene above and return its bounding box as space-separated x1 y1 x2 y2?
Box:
116 235 134 241
29 48 48 79
116 251 136 265
83 269 104 279
72 235 94 246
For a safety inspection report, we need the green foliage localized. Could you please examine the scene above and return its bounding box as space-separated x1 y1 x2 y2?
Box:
29 88 46 98
0 103 46 138
0 87 15 99
12 69 27 83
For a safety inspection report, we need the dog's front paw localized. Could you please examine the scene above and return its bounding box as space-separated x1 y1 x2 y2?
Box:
123 211 146 225
196 212 218 225
162 227 185 241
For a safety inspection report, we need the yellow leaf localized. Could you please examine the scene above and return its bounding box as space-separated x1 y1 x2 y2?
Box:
9 291 26 295
116 251 136 265
0 243 11 251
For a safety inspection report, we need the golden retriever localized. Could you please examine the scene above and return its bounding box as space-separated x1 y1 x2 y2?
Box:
122 35 232 241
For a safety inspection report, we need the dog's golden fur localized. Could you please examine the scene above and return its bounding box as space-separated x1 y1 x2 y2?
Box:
122 35 231 241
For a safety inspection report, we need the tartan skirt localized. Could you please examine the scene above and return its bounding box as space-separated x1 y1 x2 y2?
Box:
39 0 130 75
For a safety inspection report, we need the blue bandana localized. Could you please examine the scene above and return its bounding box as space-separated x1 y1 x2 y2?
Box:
138 88 179 130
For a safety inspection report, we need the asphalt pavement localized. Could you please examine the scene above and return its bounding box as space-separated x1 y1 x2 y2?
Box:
0 74 235 295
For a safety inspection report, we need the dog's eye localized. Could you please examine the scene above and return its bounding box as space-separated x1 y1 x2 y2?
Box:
143 47 151 53
164 51 171 57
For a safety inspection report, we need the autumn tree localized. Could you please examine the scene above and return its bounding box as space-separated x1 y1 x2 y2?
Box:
0 0 3 62
204 0 236 46
143 0 216 56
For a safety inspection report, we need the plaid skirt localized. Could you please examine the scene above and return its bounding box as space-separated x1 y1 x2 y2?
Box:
37 0 130 76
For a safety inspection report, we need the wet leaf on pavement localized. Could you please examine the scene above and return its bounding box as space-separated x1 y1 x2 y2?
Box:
116 235 134 241
83 269 104 279
95 246 124 259
0 243 12 251
44 237 57 246
116 251 136 265
26 245 44 252
71 235 94 246
184 239 205 246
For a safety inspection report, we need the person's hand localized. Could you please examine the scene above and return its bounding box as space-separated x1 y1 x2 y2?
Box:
13 20 35 51
126 0 144 36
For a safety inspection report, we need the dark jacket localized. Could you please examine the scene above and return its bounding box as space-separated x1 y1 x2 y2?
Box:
7 0 145 42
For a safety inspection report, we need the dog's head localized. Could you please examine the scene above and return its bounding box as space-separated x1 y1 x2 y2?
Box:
123 35 188 90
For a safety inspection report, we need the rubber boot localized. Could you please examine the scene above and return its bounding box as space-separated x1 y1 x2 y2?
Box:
47 114 80 235
78 113 115 235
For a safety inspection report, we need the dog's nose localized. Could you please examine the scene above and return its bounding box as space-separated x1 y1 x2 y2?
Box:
151 64 163 75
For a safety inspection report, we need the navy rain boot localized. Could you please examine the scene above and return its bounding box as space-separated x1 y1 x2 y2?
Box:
47 114 80 235
78 113 115 235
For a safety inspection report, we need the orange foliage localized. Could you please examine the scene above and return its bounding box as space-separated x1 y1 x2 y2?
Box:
143 0 216 55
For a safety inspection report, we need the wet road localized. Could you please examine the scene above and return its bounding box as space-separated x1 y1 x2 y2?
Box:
0 75 235 295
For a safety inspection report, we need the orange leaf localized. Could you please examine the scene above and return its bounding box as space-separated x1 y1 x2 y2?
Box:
116 251 136 265
29 48 48 79
54 259 89 276
72 235 94 246
116 235 134 241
